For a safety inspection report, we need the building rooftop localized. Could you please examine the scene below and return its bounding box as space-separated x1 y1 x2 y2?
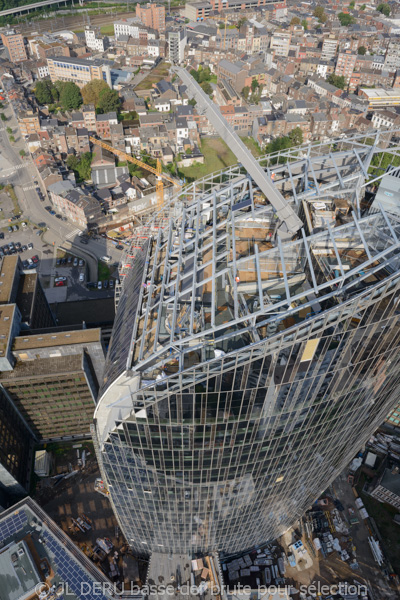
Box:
0 256 19 304
0 497 112 600
95 130 400 444
13 328 101 350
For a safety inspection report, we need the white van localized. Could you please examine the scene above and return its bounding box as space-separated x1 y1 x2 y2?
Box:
100 255 112 263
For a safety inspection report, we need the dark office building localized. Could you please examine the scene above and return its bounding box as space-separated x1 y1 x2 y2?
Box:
0 385 35 496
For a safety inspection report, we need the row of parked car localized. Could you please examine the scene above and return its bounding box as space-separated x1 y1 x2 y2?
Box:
56 256 84 267
0 241 33 256
87 280 116 290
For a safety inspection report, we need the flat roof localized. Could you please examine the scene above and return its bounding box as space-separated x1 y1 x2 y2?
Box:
13 328 101 350
0 304 17 358
0 497 112 600
0 256 19 304
0 540 41 600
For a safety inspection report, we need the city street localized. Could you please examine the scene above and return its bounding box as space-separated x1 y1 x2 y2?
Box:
0 102 124 276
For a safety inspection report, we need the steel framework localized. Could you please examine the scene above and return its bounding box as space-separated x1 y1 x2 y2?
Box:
94 130 400 557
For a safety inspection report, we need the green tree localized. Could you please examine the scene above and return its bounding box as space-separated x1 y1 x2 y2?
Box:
327 73 346 89
313 6 325 19
242 86 250 100
349 0 355 7
251 79 259 92
360 4 366 9
301 19 308 30
236 17 247 29
67 152 93 182
6 127 12 134
81 79 110 106
198 67 211 83
9 135 15 143
19 149 26 157
97 88 121 114
201 81 213 96
190 69 200 82
34 80 54 105
338 12 355 26
288 127 303 146
377 3 390 16
290 16 300 25
0 113 6 122
219 22 225 28
358 46 366 55
188 98 197 106
59 82 82 111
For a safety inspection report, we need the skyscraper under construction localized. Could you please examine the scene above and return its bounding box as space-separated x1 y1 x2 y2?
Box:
93 130 400 556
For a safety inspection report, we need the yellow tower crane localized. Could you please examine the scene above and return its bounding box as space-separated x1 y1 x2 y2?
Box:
89 136 180 211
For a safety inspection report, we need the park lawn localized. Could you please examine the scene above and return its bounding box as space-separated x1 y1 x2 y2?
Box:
100 24 115 35
98 262 111 281
241 136 263 157
135 61 170 91
179 138 237 181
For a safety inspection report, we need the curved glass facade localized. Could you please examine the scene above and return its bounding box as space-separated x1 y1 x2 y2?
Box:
94 132 400 556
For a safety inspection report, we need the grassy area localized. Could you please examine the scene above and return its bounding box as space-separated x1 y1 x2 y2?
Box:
210 74 218 84
98 261 111 281
179 138 237 182
135 61 170 91
356 473 400 575
0 184 22 215
241 136 263 158
100 24 115 35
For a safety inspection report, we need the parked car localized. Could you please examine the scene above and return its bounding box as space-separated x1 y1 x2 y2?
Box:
79 273 85 282
103 280 108 289
28 243 33 250
55 214 62 219
22 245 27 252
100 255 112 263
7 226 12 233
50 210 56 216
31 255 39 264
55 280 65 287
79 259 84 267
0 232 4 239
116 245 124 250
55 276 67 282
68 256 72 264
109 279 114 289
73 257 78 266
45 206 51 212
97 281 102 290
12 225 18 231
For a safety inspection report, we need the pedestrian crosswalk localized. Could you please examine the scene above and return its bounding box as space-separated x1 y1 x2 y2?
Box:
65 228 82 240
0 163 26 179
22 185 36 191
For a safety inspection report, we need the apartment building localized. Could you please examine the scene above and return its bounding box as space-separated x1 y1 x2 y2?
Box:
48 180 103 229
84 26 109 52
96 111 119 139
1 30 27 63
136 3 165 32
321 35 338 61
47 56 112 88
17 110 41 138
270 30 291 58
335 50 357 81
168 30 187 64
